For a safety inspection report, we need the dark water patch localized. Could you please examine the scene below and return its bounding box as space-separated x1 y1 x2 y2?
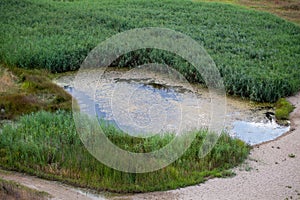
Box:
114 78 195 95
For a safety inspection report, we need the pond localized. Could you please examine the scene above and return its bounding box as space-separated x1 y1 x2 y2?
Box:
54 66 290 145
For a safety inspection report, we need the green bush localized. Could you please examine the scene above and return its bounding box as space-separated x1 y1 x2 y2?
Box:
275 98 295 120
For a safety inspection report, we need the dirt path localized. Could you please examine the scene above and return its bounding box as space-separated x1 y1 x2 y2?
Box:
0 92 299 200
0 170 107 200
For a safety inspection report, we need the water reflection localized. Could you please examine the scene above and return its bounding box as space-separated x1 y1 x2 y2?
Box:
231 121 290 145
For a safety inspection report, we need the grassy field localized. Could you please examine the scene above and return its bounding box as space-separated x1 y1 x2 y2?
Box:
0 0 300 102
0 111 250 193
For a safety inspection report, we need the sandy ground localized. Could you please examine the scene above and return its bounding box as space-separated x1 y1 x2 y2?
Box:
0 92 299 200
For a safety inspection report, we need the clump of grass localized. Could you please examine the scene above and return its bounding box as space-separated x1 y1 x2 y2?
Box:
275 98 295 121
0 94 41 120
0 65 72 120
0 111 250 193
0 67 18 94
0 178 49 200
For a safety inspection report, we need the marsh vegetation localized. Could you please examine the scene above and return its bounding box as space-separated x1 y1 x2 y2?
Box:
1 0 300 102
0 0 299 195
0 111 250 192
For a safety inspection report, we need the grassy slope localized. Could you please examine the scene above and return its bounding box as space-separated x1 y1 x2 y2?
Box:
0 0 300 102
0 111 250 193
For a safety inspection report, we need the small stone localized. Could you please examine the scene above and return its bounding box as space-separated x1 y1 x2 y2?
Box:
288 154 296 158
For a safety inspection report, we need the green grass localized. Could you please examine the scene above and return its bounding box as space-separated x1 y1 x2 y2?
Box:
0 0 300 102
0 111 250 193
275 98 295 120
0 178 49 200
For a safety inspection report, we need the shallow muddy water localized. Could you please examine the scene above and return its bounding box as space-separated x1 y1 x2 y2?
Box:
55 66 289 145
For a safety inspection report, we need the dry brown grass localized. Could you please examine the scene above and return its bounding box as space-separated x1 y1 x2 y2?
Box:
195 0 300 25
0 68 18 94
239 0 300 24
